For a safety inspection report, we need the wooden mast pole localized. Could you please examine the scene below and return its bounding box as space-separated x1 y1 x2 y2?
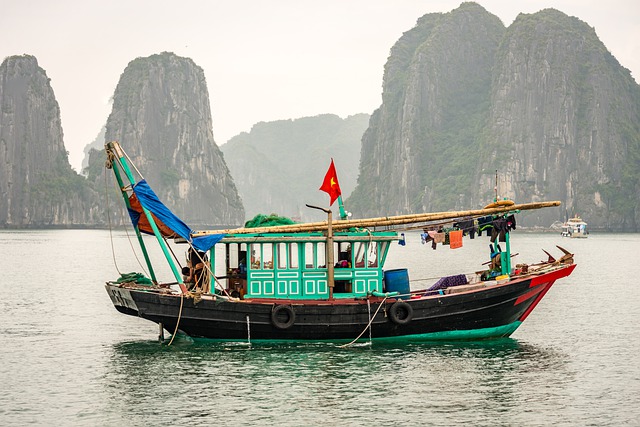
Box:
306 204 335 299
106 146 158 283
106 141 188 293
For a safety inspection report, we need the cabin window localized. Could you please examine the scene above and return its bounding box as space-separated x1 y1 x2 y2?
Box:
250 244 259 269
304 242 314 268
263 243 273 269
226 243 247 273
317 242 326 268
379 241 389 265
228 244 239 269
368 243 378 267
250 243 273 270
278 243 287 269
354 242 366 268
289 243 299 269
336 242 352 267
303 242 327 269
277 243 298 269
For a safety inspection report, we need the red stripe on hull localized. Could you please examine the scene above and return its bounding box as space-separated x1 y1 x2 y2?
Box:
517 281 554 322
516 263 576 322
514 285 546 306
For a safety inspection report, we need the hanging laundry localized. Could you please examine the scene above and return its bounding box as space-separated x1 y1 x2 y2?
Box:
434 232 445 244
477 216 493 237
453 219 477 239
422 230 438 250
491 218 509 242
449 229 463 249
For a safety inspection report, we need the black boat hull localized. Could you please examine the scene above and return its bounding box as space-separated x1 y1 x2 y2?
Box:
106 264 575 341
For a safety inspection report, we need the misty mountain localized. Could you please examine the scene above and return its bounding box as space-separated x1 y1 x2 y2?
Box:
221 114 369 222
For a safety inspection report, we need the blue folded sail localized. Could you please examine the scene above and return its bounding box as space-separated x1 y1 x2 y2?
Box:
129 179 224 252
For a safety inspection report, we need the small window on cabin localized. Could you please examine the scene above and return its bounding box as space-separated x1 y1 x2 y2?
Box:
239 243 247 269
277 243 288 269
228 243 239 269
317 242 326 269
250 243 261 269
336 242 352 267
262 243 273 269
304 242 314 268
289 243 299 269
354 242 366 268
368 243 378 267
379 241 389 265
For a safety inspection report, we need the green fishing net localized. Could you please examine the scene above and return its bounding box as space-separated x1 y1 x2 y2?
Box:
244 214 298 228
116 272 153 285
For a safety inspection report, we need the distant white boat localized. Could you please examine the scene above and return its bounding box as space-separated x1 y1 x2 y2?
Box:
561 216 588 238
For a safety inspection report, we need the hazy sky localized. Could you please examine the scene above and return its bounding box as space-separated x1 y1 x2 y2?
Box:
2 0 638 171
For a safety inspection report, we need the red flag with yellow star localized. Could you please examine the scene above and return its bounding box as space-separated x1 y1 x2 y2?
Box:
319 159 342 206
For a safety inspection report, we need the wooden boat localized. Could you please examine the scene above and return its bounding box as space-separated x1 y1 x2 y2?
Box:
104 141 576 343
561 216 588 238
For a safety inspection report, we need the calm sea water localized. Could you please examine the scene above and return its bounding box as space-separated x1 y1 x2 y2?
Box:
1 229 639 426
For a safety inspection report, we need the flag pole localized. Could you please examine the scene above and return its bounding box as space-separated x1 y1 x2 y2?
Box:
337 195 347 220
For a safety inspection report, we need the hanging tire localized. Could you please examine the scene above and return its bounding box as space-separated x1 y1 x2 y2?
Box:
271 305 296 329
389 301 413 325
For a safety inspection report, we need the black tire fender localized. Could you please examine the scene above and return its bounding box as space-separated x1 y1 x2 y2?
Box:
389 301 413 325
271 304 296 329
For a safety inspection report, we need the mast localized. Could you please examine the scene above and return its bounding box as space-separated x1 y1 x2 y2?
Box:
106 141 188 293
107 154 158 283
307 204 335 299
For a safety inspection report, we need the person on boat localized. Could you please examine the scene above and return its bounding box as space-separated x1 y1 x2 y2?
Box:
184 248 207 291
238 256 247 276
490 243 502 271
334 245 352 292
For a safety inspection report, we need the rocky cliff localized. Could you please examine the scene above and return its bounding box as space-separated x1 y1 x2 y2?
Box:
477 9 640 230
348 3 506 216
104 52 244 227
0 55 98 227
221 114 369 222
348 3 640 231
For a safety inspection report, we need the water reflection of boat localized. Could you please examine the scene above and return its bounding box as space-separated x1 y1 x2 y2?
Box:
561 216 588 238
103 141 576 343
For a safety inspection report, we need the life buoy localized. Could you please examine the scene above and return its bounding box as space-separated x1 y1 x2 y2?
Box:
389 301 413 325
484 200 515 209
271 305 296 329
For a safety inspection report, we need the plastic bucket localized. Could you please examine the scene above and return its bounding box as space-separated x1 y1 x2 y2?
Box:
384 268 410 299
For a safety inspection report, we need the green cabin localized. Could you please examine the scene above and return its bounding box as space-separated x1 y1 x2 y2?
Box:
211 231 398 299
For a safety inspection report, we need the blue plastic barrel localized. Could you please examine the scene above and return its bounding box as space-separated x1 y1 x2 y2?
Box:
384 269 410 299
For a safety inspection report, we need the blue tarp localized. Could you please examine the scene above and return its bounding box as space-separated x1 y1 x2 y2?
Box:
129 179 224 252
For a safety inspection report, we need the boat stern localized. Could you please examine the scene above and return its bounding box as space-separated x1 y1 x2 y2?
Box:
105 283 140 317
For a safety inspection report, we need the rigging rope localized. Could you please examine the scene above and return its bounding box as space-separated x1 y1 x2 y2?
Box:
338 296 388 348
105 167 122 276
105 155 149 277
167 293 184 346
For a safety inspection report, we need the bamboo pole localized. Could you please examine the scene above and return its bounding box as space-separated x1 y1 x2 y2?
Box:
193 201 561 236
